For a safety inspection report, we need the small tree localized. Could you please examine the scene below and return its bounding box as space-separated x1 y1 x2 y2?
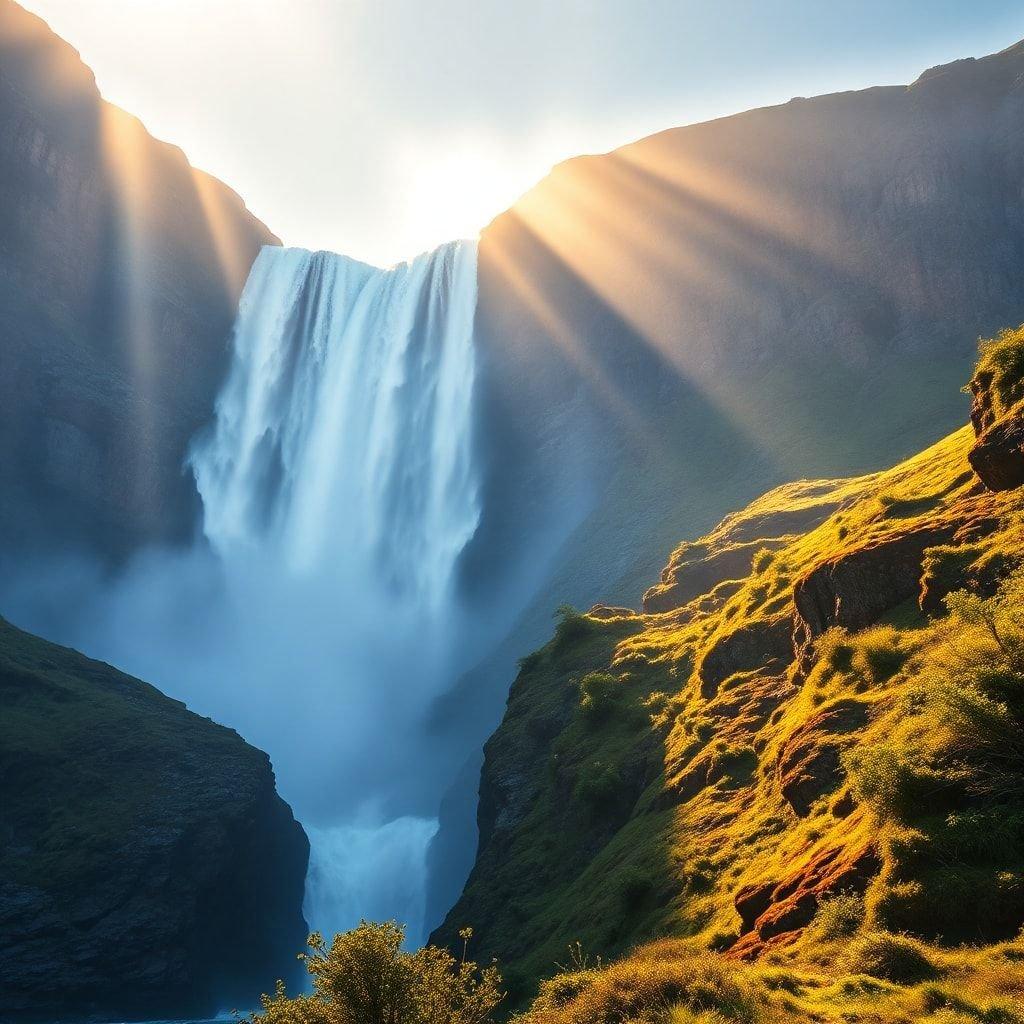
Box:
944 568 1024 676
252 922 503 1024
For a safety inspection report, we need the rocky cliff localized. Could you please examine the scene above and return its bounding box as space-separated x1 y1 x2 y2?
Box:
435 327 1024 1022
0 0 277 559
0 614 309 1021
431 39 1024 930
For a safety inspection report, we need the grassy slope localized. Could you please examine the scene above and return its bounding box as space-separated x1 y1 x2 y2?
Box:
438 346 1024 1022
0 614 270 891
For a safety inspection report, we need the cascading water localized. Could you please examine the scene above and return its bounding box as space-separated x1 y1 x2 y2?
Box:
192 242 480 604
186 239 484 944
0 233 584 950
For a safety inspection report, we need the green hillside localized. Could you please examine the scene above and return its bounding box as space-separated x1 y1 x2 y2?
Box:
431 327 1024 1024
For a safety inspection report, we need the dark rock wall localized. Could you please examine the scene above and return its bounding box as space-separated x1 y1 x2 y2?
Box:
0 0 278 558
0 615 309 1021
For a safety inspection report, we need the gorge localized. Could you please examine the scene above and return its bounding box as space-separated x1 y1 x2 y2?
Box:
4 0 1024 1018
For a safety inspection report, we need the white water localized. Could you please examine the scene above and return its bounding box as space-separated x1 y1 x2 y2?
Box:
184 241 481 943
1 238 519 948
192 243 480 606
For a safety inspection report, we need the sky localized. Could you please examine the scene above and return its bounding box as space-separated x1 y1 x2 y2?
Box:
20 0 1024 266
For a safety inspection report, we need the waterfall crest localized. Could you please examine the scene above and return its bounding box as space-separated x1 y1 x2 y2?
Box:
192 241 480 606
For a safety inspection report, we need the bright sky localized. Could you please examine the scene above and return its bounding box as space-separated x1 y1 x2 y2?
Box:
20 0 1024 266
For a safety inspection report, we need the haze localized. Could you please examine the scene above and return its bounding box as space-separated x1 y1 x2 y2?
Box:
19 0 1024 265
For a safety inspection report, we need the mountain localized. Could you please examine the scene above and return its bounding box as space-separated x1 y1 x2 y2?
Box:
0 614 309 1021
433 328 1024 1021
0 0 277 560
427 37 1024 929
5 1 1024 990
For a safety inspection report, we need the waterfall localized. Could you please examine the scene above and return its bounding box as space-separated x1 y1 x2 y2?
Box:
193 241 480 603
187 240 482 944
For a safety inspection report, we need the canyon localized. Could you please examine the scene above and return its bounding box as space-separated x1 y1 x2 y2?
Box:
3 0 1024 1017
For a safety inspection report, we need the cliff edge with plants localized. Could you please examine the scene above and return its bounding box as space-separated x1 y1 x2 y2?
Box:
434 327 1024 1023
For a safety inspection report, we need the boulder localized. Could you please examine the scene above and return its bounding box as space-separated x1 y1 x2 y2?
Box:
968 409 1024 491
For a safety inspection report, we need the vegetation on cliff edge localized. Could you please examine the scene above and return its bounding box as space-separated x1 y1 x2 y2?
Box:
428 326 1024 1023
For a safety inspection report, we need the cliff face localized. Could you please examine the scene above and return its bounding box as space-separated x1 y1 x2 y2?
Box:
0 614 309 1021
468 43 1024 586
0 0 277 558
434 41 1024 930
435 332 1024 1018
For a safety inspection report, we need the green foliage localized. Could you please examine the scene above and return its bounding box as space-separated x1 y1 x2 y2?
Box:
815 628 854 673
843 745 916 822
852 626 907 682
944 570 1024 675
573 760 624 811
974 324 1024 418
845 932 938 983
813 893 865 940
521 945 761 1024
253 923 503 1024
554 606 595 648
578 672 622 721
519 650 544 674
618 867 655 912
751 548 775 574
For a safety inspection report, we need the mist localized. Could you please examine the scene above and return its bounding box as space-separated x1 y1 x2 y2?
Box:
1 239 584 946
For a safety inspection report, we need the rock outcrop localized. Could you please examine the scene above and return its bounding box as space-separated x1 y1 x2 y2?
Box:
969 411 1024 491
0 0 277 558
0 615 308 1021
792 521 958 658
732 837 881 957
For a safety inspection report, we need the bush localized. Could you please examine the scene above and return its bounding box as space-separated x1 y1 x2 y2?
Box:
853 626 907 682
815 628 854 673
573 760 624 811
974 325 1024 418
252 922 503 1024
844 745 915 821
846 931 938 984
618 867 655 912
751 548 774 574
579 672 622 721
523 947 761 1024
554 605 594 647
814 892 865 939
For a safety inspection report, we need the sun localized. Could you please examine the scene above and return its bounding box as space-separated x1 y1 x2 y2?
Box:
393 136 553 263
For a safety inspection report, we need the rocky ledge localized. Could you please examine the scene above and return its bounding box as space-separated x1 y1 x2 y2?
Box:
0 616 309 1022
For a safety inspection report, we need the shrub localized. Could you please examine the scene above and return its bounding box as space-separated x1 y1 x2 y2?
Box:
751 548 774 574
252 922 503 1024
846 931 938 984
573 760 624 811
853 626 907 682
579 672 622 721
843 745 914 821
815 628 854 673
618 867 655 912
974 325 1024 418
523 947 761 1024
554 605 594 647
814 892 865 939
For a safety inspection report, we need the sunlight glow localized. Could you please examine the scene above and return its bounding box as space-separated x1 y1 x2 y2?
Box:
17 0 1024 264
